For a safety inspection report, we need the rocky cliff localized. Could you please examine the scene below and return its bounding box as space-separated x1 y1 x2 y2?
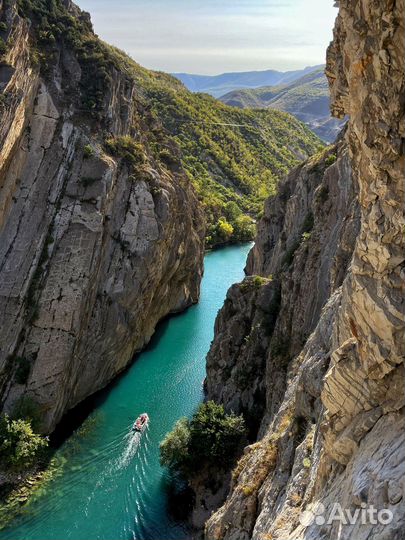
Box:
206 134 359 435
0 0 204 432
203 1 405 538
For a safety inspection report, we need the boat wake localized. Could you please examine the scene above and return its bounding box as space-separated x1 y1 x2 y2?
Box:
84 428 147 512
116 431 143 470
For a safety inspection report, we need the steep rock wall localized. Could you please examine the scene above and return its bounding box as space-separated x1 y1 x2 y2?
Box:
203 1 405 539
206 136 359 435
0 1 204 432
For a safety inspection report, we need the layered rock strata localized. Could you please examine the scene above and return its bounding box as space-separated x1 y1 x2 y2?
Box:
0 0 204 432
203 1 405 538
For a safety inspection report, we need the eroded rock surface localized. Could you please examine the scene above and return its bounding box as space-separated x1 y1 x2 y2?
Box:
207 134 359 436
203 1 405 538
0 1 204 432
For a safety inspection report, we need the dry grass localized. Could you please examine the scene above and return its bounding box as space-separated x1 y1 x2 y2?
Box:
232 412 292 489
232 440 262 482
277 410 294 434
234 439 278 499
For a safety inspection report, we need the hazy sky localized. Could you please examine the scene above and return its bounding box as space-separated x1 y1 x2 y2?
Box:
75 0 337 75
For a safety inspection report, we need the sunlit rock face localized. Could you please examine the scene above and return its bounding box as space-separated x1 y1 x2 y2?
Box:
0 0 204 432
202 1 405 539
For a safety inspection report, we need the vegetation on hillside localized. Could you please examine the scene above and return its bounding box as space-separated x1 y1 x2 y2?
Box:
160 401 246 474
143 83 323 246
14 0 323 247
221 69 328 110
220 69 346 143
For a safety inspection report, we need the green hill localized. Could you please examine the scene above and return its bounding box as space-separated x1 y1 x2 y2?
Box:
16 0 323 247
142 81 324 245
220 69 346 143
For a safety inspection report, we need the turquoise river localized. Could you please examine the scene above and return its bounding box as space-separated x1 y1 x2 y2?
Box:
1 243 252 540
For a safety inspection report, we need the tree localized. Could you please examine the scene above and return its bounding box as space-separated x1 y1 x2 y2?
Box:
216 218 234 242
0 415 48 472
233 215 256 242
188 402 246 468
160 402 246 474
160 417 190 470
224 201 242 222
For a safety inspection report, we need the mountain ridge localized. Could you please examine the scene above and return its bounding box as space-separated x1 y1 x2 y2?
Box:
173 65 324 98
220 68 346 142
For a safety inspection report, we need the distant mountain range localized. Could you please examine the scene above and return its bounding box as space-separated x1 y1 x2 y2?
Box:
219 68 346 143
173 66 346 143
172 65 324 98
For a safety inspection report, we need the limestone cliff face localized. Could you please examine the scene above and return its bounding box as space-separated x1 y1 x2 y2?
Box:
206 135 359 435
203 1 405 539
0 1 204 432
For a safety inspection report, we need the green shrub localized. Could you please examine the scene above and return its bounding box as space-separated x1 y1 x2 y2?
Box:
224 201 242 222
0 22 7 33
159 148 178 166
252 275 268 288
233 215 256 242
325 153 337 167
38 30 56 44
83 144 94 159
105 136 145 167
159 418 190 471
0 414 48 473
160 401 246 474
217 218 234 242
240 275 270 294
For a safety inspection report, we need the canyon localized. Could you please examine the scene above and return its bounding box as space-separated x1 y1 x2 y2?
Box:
0 0 319 434
0 1 403 539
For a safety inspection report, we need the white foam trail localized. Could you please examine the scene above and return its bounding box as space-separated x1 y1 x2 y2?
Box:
81 428 145 519
115 431 142 470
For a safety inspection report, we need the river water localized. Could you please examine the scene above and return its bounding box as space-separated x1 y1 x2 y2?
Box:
1 244 251 540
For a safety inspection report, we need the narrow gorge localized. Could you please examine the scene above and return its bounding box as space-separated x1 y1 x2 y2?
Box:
0 0 320 434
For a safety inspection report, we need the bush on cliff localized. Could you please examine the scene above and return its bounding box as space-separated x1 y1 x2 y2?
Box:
160 401 246 474
0 415 48 473
105 136 146 167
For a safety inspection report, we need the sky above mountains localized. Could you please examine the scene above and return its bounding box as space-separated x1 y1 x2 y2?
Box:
75 0 337 75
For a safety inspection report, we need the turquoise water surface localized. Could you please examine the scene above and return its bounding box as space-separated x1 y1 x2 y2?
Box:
1 244 252 540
